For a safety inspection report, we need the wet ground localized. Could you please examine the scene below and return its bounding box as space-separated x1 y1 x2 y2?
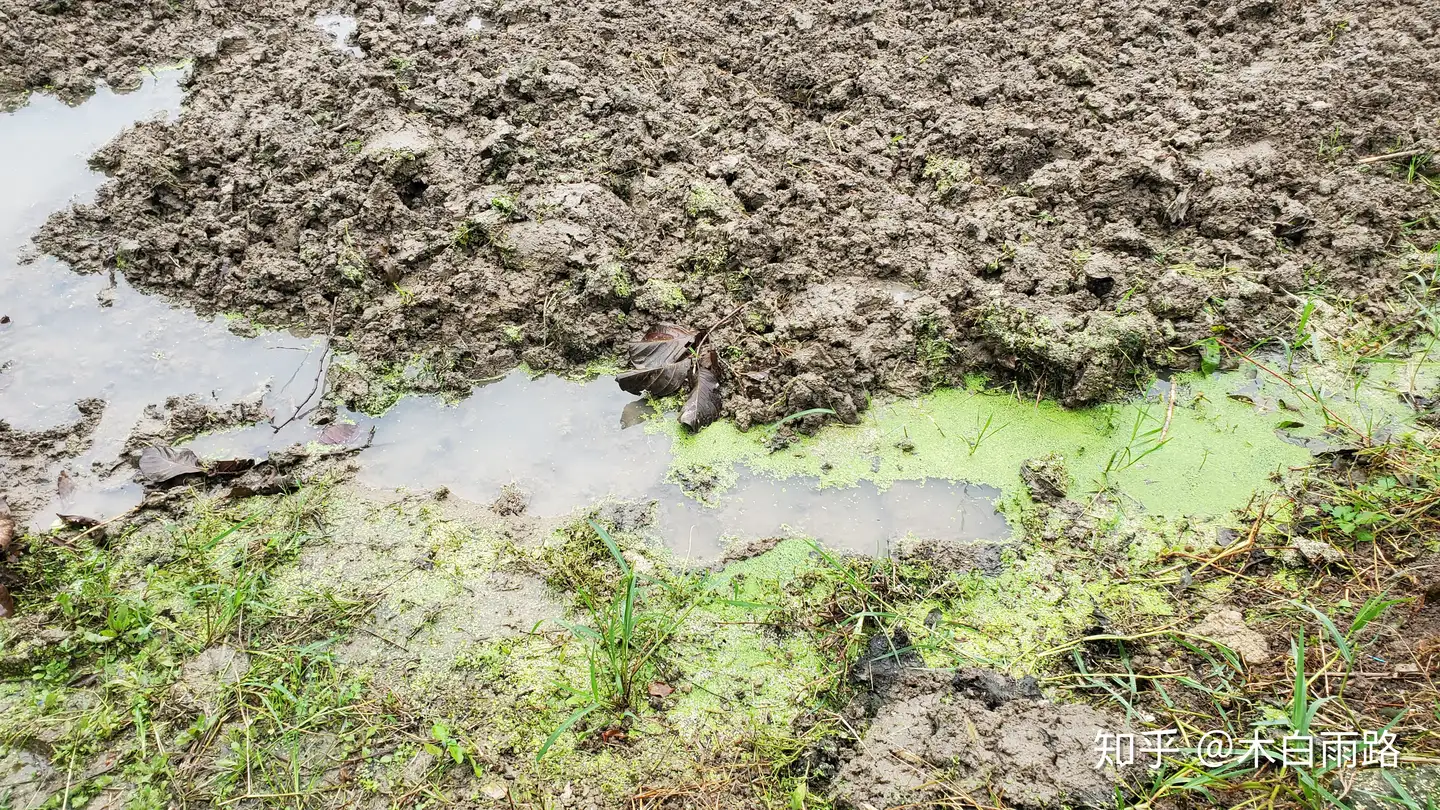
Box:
0 75 1006 557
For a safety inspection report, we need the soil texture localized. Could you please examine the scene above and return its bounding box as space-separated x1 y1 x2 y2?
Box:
13 0 1438 426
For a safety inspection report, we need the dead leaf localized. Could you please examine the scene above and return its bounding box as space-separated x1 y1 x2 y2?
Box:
647 681 674 698
57 514 102 529
617 324 697 397
0 583 13 619
481 783 508 801
679 348 721 431
320 423 361 445
57 471 75 502
0 315 9 325
138 446 205 483
207 459 255 475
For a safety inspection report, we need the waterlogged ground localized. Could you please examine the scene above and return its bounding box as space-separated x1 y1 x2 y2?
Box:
1 41 1440 810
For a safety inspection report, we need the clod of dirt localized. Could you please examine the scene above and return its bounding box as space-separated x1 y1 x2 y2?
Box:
952 667 1043 709
831 670 1125 809
1343 766 1440 810
1190 607 1271 665
1021 453 1070 504
34 0 1437 423
893 535 1006 576
0 398 105 523
0 496 14 555
852 627 924 691
122 395 269 465
490 483 528 516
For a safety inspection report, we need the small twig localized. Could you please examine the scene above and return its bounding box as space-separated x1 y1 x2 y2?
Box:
272 298 339 434
1356 147 1431 165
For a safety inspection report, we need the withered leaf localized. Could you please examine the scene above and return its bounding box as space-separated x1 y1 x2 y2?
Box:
617 361 692 398
320 423 361 445
207 459 255 476
618 324 696 397
57 471 75 502
0 583 13 619
57 514 102 529
625 324 696 368
138 446 205 483
647 681 675 698
679 348 722 431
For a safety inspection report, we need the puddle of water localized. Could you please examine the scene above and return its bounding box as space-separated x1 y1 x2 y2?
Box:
316 14 363 57
0 73 325 528
188 371 1010 560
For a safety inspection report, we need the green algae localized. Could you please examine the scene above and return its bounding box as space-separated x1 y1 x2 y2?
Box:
659 365 1430 521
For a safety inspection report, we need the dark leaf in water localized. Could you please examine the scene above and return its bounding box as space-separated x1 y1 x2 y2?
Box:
0 315 10 324
0 583 13 619
1275 419 1305 430
207 459 255 475
57 514 102 529
138 446 205 483
679 348 722 431
57 471 75 502
320 423 361 445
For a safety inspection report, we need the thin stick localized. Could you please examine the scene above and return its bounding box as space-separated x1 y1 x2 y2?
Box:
1356 147 1430 165
273 298 339 433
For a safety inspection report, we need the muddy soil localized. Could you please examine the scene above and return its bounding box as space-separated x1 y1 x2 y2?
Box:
10 0 1435 427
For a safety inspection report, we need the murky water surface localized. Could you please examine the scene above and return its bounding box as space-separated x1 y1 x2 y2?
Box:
1 76 1007 555
190 373 1008 558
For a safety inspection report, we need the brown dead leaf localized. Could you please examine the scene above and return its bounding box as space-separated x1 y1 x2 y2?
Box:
679 348 722 431
0 583 14 619
57 514 102 529
57 470 75 502
647 681 675 698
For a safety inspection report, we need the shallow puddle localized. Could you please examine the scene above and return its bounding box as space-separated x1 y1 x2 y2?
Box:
315 14 363 57
0 73 324 528
189 372 1009 559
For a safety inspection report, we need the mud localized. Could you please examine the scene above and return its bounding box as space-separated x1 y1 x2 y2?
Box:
826 668 1125 809
15 0 1438 427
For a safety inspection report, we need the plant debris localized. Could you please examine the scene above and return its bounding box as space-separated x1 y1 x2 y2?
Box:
56 514 102 530
56 470 75 502
616 318 732 431
137 445 253 485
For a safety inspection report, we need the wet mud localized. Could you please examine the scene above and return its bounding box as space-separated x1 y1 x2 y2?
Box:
12 0 1437 428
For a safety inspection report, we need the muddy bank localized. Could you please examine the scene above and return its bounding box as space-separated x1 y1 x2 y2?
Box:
20 0 1439 425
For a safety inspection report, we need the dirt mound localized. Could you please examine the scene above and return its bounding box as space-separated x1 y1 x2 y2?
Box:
21 0 1440 424
821 664 1126 809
